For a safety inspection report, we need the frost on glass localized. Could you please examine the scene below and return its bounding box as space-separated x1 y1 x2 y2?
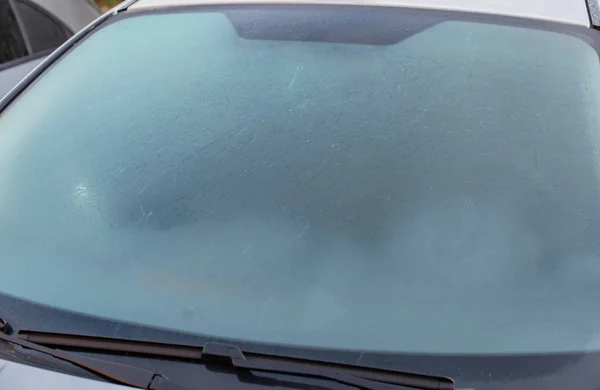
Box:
1 12 600 353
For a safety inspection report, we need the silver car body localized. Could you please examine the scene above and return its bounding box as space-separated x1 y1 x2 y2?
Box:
0 360 131 390
132 0 591 26
32 0 100 31
0 0 596 389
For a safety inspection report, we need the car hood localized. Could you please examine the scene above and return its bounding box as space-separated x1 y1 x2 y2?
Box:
0 357 130 390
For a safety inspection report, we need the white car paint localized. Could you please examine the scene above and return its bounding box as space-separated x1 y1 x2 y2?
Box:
0 358 128 390
131 0 591 27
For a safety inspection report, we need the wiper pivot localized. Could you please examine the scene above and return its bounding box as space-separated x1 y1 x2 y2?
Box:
0 329 188 390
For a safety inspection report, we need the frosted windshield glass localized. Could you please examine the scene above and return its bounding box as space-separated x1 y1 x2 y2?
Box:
1 10 600 354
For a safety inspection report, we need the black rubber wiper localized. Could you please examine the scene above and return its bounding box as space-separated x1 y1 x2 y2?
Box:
13 329 454 390
0 327 189 390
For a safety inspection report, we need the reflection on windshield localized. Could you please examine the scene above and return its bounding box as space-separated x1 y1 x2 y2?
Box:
1 7 600 354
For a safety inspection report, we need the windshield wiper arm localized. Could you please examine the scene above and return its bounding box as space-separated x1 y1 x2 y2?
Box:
16 329 454 390
0 328 189 390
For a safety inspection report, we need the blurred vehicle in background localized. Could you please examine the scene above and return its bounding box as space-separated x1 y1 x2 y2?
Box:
0 0 100 98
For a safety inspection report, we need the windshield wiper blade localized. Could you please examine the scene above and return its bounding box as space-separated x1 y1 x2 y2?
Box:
0 329 189 390
16 330 454 390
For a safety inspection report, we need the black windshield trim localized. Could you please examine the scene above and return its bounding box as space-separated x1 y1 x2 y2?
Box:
587 0 600 27
1 291 599 387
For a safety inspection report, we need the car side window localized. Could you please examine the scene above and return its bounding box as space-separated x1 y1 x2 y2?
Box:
0 0 28 65
0 0 72 67
13 0 72 53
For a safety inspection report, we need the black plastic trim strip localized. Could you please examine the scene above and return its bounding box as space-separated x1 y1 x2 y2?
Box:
588 0 600 27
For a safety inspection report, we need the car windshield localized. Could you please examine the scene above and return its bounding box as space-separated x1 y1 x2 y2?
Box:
1 4 600 358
